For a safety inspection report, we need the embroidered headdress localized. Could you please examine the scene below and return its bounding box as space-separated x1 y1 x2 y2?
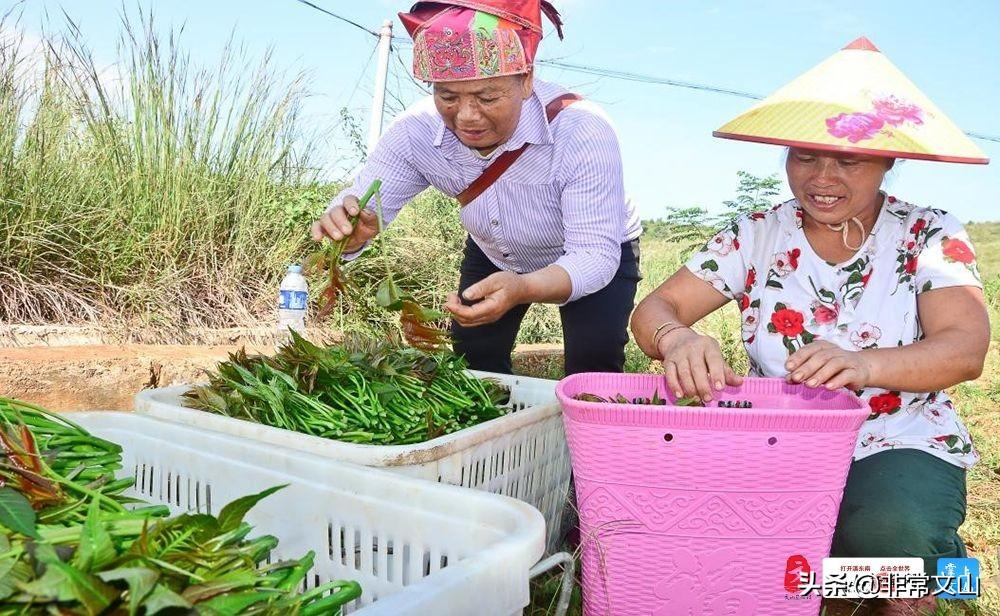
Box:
400 1 564 82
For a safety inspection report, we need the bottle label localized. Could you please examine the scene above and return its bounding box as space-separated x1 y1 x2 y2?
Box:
279 290 308 310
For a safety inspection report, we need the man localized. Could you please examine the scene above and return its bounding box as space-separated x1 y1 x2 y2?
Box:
312 0 642 374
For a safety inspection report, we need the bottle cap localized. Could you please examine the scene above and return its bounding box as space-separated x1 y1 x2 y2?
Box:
288 264 303 274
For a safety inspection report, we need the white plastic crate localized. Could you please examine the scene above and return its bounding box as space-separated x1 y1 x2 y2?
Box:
134 371 571 554
71 412 545 615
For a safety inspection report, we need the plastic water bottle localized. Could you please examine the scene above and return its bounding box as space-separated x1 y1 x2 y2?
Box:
277 264 308 343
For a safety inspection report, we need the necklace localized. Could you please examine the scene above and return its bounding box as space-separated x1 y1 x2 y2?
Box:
826 217 867 251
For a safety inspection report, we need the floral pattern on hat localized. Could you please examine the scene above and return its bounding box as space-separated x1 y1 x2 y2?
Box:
825 95 925 144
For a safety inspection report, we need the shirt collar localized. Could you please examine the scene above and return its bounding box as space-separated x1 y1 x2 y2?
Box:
433 91 553 160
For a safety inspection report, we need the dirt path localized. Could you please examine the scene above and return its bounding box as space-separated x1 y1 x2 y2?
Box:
0 344 266 411
0 328 565 411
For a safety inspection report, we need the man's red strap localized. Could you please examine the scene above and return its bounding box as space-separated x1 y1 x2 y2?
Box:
455 93 582 207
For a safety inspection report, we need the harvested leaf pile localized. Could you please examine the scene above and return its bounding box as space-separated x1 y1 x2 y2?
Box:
185 332 512 445
0 397 360 615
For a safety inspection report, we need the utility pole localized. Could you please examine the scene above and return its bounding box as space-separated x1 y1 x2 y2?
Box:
367 20 393 154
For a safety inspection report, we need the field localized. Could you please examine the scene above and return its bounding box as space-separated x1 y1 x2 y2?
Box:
3 17 997 615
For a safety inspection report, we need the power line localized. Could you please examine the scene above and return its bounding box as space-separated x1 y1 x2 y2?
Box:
292 3 1000 145
538 59 1000 144
344 38 380 107
538 59 760 101
966 132 1000 144
293 0 378 36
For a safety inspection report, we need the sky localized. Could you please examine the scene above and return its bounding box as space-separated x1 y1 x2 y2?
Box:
9 0 1000 222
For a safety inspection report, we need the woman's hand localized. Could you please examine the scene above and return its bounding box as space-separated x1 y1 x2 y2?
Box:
658 329 743 403
310 195 379 253
785 340 873 390
445 271 527 327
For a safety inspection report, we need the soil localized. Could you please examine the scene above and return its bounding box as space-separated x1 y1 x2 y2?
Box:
0 344 264 411
0 326 564 411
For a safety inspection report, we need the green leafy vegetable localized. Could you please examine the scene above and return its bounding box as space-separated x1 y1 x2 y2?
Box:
0 488 38 538
185 332 512 445
0 397 363 615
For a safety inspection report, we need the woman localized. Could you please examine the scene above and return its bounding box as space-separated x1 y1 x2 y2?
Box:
631 38 990 615
312 0 642 375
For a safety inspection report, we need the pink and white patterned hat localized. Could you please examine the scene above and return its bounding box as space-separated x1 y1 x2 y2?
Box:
399 1 564 83
714 37 988 164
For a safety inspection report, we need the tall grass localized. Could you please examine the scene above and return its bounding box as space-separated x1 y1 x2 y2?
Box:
2 12 997 360
0 11 328 337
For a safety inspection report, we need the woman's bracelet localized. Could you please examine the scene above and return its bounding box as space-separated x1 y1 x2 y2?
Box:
651 320 679 339
652 322 690 351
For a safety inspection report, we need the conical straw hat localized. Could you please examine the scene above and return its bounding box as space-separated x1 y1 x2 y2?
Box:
714 37 988 164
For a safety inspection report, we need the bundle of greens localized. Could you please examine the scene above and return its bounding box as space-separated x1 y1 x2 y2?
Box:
0 397 361 615
185 332 512 445
304 180 383 320
304 179 451 351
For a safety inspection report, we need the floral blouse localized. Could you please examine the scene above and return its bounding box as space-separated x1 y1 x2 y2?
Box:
686 195 983 468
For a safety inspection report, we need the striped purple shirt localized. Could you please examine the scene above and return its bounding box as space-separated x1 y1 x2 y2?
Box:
334 79 642 303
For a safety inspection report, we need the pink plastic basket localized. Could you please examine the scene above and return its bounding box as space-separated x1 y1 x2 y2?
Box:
556 374 871 616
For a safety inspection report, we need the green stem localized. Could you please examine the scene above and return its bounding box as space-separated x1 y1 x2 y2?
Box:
327 179 382 262
0 397 89 435
31 454 128 513
1 518 152 561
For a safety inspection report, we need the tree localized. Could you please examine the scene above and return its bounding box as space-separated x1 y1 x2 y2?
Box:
644 206 710 243
718 170 781 223
651 171 781 256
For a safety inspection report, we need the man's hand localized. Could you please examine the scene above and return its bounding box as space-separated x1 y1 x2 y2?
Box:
445 272 527 327
310 195 379 253
785 340 873 390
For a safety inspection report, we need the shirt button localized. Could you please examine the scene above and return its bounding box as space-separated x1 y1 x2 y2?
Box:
491 219 499 226
503 253 510 258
